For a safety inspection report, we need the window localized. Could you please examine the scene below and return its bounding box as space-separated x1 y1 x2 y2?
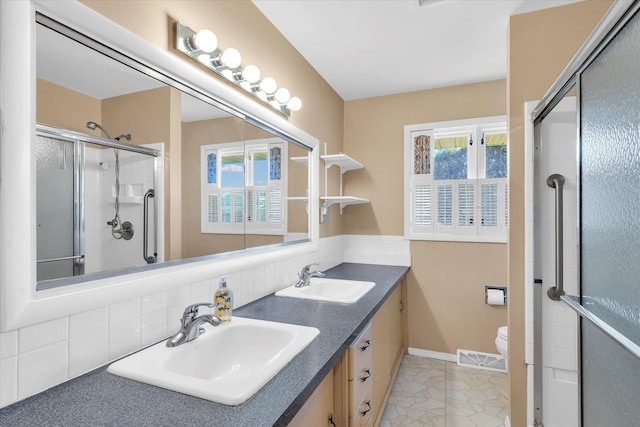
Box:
405 116 507 242
201 138 286 235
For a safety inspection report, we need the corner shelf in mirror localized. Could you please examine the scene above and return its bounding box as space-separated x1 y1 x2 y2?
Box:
321 196 369 209
290 156 308 165
287 197 308 203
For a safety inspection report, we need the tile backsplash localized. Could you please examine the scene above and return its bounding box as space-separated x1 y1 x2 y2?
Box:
0 234 410 408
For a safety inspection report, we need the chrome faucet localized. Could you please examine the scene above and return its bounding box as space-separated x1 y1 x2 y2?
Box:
166 303 222 347
295 263 325 288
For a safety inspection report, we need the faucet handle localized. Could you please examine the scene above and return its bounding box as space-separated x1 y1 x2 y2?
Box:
182 303 214 320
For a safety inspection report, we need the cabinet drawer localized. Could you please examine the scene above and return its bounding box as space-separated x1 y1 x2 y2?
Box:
348 323 372 380
348 365 372 414
349 384 373 426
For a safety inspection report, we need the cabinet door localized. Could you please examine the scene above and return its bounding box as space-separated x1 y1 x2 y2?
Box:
371 285 403 423
288 369 334 427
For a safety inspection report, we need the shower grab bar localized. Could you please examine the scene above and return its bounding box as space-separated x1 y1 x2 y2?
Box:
143 189 156 264
37 255 84 263
561 295 640 362
547 174 565 300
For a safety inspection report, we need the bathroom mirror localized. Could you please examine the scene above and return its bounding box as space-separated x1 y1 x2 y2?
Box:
35 20 310 288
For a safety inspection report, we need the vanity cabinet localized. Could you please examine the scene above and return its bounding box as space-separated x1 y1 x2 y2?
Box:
348 323 374 426
330 280 406 427
288 368 334 427
370 282 405 425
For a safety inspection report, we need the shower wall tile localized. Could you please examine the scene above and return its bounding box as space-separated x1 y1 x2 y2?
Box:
19 317 68 354
18 341 68 400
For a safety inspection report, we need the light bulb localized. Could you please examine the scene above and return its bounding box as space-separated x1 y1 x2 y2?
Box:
241 64 261 83
275 88 291 104
197 54 211 65
287 97 302 111
256 91 268 101
260 77 277 94
221 48 241 69
220 69 234 80
193 29 217 53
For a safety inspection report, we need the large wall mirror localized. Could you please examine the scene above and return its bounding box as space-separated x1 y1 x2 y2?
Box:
34 16 310 290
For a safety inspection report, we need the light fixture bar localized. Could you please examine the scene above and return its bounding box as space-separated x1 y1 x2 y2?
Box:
175 21 302 117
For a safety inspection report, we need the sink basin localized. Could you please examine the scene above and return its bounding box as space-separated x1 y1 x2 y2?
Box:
107 316 319 405
275 277 375 304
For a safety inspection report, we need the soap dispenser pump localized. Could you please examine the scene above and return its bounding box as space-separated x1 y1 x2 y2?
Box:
214 276 233 323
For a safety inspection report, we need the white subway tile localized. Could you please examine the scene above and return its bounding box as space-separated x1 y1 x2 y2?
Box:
68 330 108 378
108 317 140 360
141 309 168 347
19 317 68 354
0 356 17 407
141 292 168 315
0 330 18 360
69 307 108 338
18 341 68 400
252 266 267 299
109 299 140 324
190 279 210 303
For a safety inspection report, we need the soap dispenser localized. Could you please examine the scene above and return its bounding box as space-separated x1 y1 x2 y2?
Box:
214 276 233 323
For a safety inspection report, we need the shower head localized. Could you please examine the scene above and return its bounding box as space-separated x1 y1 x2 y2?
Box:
86 121 113 140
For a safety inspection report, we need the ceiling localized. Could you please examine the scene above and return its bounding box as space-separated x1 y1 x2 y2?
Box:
253 0 583 100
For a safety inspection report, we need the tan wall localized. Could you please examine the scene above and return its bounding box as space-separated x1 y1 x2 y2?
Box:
36 79 101 131
507 1 613 424
181 116 287 258
81 0 346 239
102 86 182 260
344 80 508 353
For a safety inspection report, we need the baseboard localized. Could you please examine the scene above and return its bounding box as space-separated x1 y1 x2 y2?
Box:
407 347 457 362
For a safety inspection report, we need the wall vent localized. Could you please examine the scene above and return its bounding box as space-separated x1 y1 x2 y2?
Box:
457 349 507 373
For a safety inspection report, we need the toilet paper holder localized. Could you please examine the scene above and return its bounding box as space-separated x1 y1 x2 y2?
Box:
485 285 507 305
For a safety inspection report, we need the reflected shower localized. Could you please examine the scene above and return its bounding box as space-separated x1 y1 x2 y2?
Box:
86 121 134 241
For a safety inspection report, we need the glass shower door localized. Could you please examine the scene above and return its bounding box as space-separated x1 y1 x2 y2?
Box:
36 134 84 280
579 8 640 426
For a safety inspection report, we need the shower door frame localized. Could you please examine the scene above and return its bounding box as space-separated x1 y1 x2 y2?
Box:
36 123 160 283
530 1 640 426
35 128 85 278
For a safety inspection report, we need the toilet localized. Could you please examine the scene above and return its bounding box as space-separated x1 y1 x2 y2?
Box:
495 326 508 358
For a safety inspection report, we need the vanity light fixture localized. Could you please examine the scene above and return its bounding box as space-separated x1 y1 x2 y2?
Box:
176 21 302 116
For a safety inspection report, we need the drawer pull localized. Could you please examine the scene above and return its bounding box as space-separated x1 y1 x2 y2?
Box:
359 369 371 383
360 339 371 352
360 400 372 417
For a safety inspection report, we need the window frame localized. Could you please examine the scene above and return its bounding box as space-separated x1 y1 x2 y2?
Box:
404 116 507 243
201 137 287 235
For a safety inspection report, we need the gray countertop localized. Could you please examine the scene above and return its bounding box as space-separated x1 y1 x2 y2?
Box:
0 263 409 427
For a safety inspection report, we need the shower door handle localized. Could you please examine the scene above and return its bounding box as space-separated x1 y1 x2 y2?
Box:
143 189 156 264
547 174 565 300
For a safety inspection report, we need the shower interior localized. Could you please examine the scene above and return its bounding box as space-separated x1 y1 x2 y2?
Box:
36 124 163 282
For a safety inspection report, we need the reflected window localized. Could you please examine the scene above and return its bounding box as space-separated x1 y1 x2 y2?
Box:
201 138 287 235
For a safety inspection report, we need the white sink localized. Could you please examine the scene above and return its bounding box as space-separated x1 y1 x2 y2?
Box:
107 316 319 405
275 277 375 304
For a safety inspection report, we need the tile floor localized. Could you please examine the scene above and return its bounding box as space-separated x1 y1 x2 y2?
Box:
380 355 508 427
